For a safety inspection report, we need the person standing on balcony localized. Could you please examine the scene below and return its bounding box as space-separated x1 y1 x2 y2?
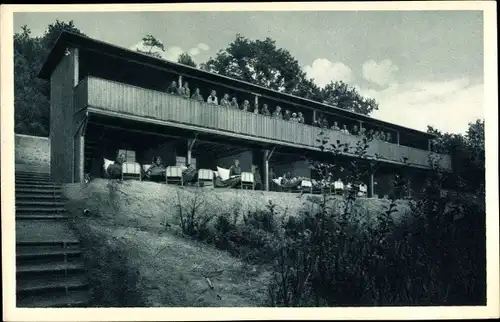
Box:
359 127 366 136
220 94 231 107
272 106 283 119
261 104 271 116
331 121 340 131
179 81 191 99
298 112 305 123
290 112 299 122
386 132 392 143
283 110 291 121
167 80 178 95
341 124 350 134
253 104 260 114
191 88 204 101
230 97 239 109
242 100 251 112
351 125 359 135
207 90 218 105
379 132 386 141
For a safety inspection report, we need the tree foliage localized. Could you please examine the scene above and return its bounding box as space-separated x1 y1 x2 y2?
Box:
14 20 85 137
201 34 378 115
177 52 197 68
136 34 165 59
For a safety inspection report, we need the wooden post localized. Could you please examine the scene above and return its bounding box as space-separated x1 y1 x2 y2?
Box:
178 75 183 88
359 120 363 132
396 131 400 145
263 150 269 191
79 135 85 183
368 171 375 198
187 136 197 166
254 94 259 109
428 139 432 151
73 48 79 87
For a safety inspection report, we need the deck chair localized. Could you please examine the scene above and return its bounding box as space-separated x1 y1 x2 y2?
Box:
300 179 313 194
122 162 142 181
333 180 344 195
197 169 214 188
103 158 114 178
142 164 152 173
241 172 255 190
358 184 368 197
166 166 183 186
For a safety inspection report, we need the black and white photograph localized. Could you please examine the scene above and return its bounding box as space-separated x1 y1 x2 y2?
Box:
1 2 498 321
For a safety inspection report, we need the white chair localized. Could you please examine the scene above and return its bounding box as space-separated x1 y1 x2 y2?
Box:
166 166 183 186
103 158 114 178
142 164 152 173
241 172 255 190
197 169 214 188
359 184 368 197
333 180 344 195
122 162 142 181
300 179 313 194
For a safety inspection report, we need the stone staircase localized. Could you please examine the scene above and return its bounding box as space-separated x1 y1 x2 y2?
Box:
15 171 91 307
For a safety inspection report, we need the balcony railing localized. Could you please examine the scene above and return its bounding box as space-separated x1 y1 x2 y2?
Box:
74 76 452 171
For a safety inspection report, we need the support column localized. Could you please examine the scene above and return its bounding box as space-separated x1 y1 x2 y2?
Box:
428 139 432 151
254 94 259 110
187 135 197 166
313 110 317 123
178 75 183 88
368 172 375 198
396 131 400 145
263 150 269 191
359 120 363 132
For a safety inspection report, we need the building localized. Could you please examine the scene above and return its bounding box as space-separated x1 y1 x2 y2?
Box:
37 32 452 198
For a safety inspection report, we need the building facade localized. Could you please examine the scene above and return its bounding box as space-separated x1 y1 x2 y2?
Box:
38 32 452 198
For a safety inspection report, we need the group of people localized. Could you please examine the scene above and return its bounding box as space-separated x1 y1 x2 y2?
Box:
165 80 393 143
313 114 393 143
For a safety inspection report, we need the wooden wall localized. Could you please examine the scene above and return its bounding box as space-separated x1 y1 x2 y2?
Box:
50 49 78 183
75 76 452 171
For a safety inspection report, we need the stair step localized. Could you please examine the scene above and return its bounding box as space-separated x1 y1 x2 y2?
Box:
16 193 64 200
16 184 62 189
17 274 88 293
16 200 66 207
16 206 66 212
15 188 63 195
16 214 69 220
17 289 91 308
17 261 85 274
17 247 81 259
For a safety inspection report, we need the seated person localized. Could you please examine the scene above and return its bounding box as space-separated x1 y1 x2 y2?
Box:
341 124 350 134
283 110 291 121
290 112 299 122
229 159 242 177
379 132 386 141
207 90 218 105
261 104 271 116
272 106 283 119
374 131 381 140
182 163 198 184
191 88 204 101
252 165 262 190
386 132 392 142
241 100 251 112
166 81 178 95
230 97 239 109
146 156 166 181
220 93 231 107
107 153 126 179
321 118 329 129
178 82 191 98
298 112 305 123
313 116 322 127
331 121 340 131
359 127 367 136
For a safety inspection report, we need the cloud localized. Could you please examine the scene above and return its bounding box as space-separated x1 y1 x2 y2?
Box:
197 43 210 51
360 77 483 134
362 59 399 86
304 58 353 87
163 46 184 61
189 47 201 56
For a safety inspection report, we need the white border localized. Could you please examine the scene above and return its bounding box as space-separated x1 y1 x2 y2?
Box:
1 2 498 321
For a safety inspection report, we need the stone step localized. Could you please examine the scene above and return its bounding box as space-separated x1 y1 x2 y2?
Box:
16 220 79 244
17 247 82 260
17 274 88 294
16 193 64 200
17 289 91 308
16 214 70 220
16 200 66 207
17 261 85 275
15 187 63 194
16 206 67 213
16 184 63 189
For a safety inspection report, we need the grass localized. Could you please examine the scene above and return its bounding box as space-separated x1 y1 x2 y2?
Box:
63 179 410 307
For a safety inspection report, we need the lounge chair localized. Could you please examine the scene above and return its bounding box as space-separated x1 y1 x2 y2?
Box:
241 172 255 190
166 166 183 186
333 180 344 195
300 179 313 194
358 184 368 197
197 169 214 188
122 162 142 181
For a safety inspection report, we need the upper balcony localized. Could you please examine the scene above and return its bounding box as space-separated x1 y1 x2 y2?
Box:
74 76 452 171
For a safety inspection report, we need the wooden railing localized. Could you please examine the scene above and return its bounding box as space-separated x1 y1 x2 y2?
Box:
74 76 452 171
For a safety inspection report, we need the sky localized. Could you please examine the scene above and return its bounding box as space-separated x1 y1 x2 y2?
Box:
14 10 484 134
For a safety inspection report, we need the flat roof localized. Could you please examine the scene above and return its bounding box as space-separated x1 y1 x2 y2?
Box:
38 31 436 138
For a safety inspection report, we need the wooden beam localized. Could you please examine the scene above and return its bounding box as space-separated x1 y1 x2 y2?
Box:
73 48 79 87
178 75 183 88
368 172 375 198
264 149 270 191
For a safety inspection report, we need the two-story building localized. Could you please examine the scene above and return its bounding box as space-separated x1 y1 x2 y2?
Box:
38 32 452 198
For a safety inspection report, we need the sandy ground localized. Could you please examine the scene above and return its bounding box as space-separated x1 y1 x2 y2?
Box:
63 179 411 307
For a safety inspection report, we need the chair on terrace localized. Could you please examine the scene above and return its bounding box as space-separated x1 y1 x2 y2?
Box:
333 180 344 195
241 172 255 190
122 162 142 181
197 169 214 188
166 166 183 186
300 179 313 194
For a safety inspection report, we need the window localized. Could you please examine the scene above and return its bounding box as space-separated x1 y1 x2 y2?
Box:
118 149 136 163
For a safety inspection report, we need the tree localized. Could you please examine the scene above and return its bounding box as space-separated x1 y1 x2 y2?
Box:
177 52 197 68
14 21 86 137
136 35 165 59
201 34 378 116
319 81 379 115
